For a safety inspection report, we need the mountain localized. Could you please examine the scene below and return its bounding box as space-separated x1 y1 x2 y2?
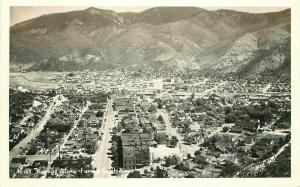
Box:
10 7 291 80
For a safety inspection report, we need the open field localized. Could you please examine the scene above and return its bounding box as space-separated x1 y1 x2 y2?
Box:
10 72 66 90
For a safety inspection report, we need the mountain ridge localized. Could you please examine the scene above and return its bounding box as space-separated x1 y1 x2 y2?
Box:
10 7 291 80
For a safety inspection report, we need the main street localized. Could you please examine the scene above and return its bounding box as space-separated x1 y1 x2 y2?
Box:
93 98 115 178
9 95 66 161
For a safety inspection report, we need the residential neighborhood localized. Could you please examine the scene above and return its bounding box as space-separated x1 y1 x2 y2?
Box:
9 68 291 178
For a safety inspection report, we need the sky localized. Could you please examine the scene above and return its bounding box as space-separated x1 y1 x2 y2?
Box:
10 6 288 26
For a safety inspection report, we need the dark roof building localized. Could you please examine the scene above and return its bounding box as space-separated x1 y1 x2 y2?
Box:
120 133 151 169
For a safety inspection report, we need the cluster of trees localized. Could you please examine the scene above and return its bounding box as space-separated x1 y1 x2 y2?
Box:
48 90 56 97
219 160 240 177
9 89 36 123
27 145 38 155
172 117 192 133
127 170 142 178
126 166 168 178
274 111 291 129
256 145 291 177
191 98 219 113
164 155 180 167
45 118 72 133
155 166 168 178
154 98 168 109
96 110 104 117
83 140 97 154
225 103 273 124
67 95 87 104
148 104 157 113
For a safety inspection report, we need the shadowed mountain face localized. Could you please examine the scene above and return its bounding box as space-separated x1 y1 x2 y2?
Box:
10 7 290 80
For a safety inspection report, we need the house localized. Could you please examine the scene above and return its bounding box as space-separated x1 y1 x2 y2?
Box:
190 122 200 132
181 160 195 171
88 116 102 128
32 160 48 168
251 138 273 158
11 157 27 164
63 173 76 178
194 155 207 164
230 126 242 134
9 163 23 176
249 96 269 102
235 120 257 132
10 127 25 140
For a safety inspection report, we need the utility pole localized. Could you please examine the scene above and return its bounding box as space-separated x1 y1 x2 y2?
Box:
151 152 154 166
58 145 61 161
49 146 51 163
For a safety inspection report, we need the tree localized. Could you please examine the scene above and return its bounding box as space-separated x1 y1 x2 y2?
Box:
144 169 149 175
185 174 195 178
194 150 201 156
127 170 142 178
155 166 168 178
149 105 157 113
190 93 195 101
224 106 232 115
112 127 117 134
187 153 192 159
195 98 205 106
157 102 163 109
111 142 118 156
46 118 71 133
182 120 191 132
220 161 240 177
222 126 229 132
169 136 179 148
225 114 235 123
240 114 250 121
263 109 272 122
279 137 284 145
158 115 164 122
27 145 38 155
143 126 154 134
164 155 180 167
96 111 104 117
285 132 291 143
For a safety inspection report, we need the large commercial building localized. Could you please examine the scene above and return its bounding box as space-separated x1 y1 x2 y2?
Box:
120 133 151 169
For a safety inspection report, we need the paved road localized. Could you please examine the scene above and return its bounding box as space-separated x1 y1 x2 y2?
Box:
9 95 66 161
94 98 115 178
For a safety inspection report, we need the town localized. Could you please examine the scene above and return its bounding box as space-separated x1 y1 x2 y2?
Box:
9 68 291 178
